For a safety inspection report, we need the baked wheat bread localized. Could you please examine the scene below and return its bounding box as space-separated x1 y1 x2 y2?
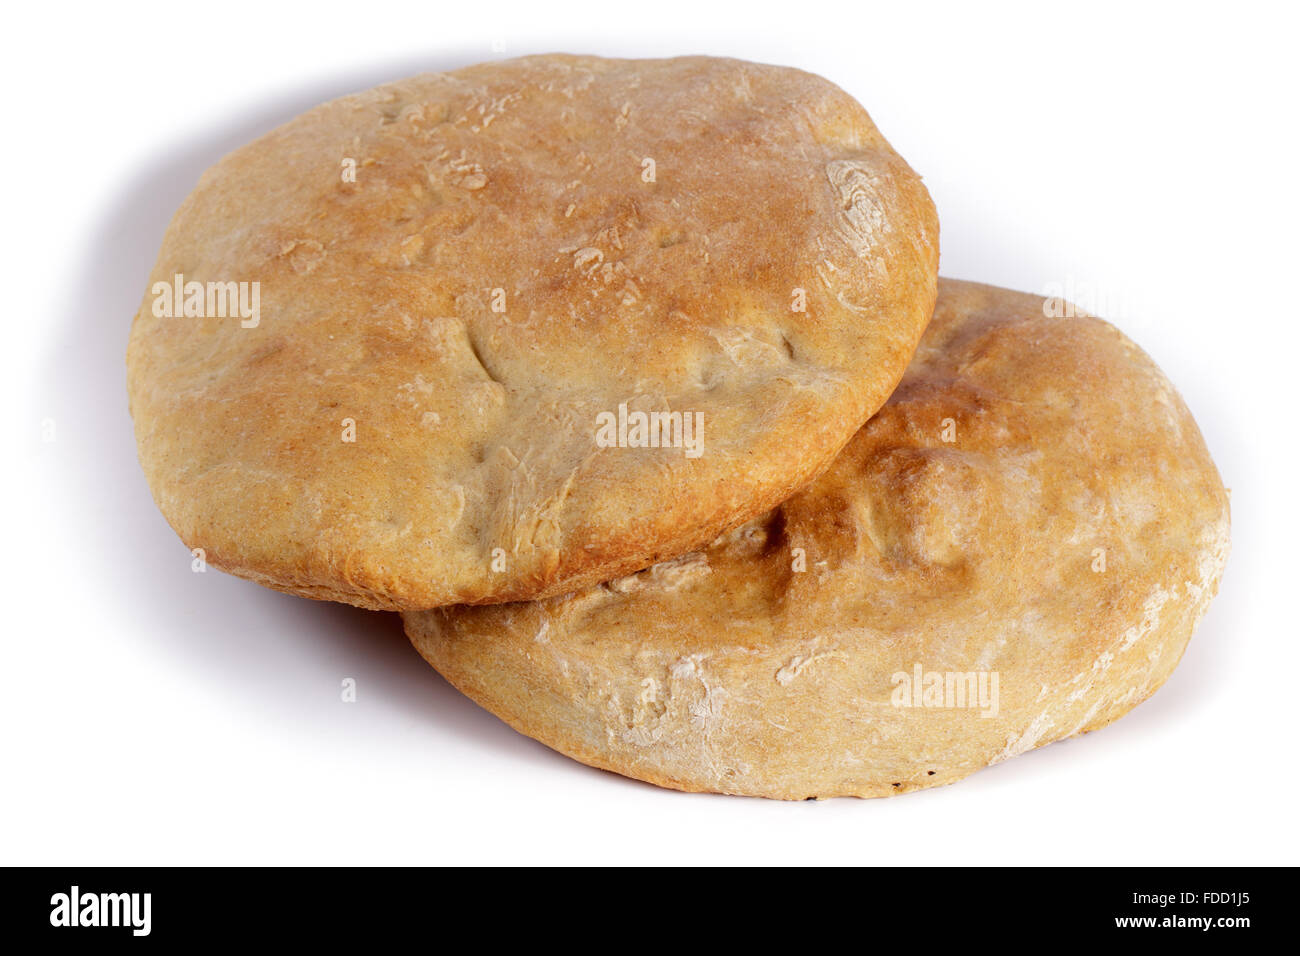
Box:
404 279 1231 799
126 54 938 610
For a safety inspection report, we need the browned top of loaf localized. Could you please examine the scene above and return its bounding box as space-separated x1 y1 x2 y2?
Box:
127 54 938 609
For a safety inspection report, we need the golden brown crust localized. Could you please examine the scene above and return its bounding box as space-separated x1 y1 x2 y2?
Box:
126 54 938 610
404 279 1231 799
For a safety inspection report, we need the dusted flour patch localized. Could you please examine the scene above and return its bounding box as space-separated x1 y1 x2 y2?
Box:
405 280 1231 799
127 54 938 610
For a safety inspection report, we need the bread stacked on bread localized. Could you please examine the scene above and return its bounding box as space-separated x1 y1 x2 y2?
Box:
128 54 1228 798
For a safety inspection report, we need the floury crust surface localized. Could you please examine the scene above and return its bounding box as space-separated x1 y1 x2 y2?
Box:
126 54 939 610
405 279 1231 800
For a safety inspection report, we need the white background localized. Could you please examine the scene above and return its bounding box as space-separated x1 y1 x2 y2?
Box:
4 1 1297 865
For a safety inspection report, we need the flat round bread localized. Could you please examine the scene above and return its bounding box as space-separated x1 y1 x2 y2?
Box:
127 54 938 610
405 279 1231 799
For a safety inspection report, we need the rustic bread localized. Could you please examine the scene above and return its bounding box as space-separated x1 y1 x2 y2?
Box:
404 279 1230 798
126 54 938 610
